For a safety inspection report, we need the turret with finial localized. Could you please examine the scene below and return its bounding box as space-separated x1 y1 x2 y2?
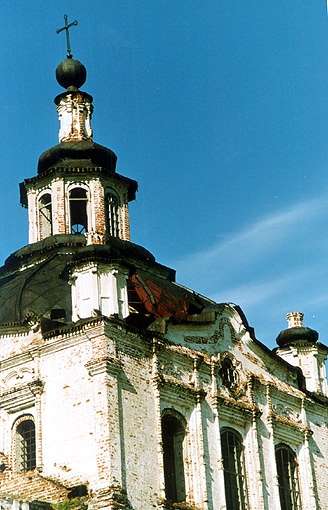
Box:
275 312 328 395
20 14 136 249
55 15 93 142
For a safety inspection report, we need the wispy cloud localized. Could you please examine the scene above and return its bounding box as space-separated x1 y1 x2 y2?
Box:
175 195 327 288
172 195 328 346
210 272 304 308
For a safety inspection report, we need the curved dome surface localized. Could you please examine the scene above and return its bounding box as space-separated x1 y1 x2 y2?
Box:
276 326 319 347
38 141 117 175
56 58 87 90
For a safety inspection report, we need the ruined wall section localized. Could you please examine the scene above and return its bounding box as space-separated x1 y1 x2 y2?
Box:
0 469 69 504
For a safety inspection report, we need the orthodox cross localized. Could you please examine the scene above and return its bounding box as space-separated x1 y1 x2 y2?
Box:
56 15 78 58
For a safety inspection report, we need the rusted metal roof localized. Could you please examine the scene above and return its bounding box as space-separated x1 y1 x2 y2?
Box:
0 235 204 331
131 271 207 321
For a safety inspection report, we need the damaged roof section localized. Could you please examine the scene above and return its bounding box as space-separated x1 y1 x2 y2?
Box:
130 271 209 321
0 253 71 325
0 234 213 334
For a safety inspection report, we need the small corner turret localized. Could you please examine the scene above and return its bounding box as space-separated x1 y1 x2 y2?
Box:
19 16 137 247
276 312 328 396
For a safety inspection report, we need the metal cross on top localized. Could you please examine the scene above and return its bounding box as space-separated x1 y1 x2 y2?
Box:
56 14 78 58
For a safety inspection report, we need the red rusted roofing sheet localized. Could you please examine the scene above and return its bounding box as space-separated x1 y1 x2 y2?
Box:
131 271 201 320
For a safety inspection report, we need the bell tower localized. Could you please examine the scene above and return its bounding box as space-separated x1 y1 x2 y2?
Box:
18 20 138 321
20 33 137 246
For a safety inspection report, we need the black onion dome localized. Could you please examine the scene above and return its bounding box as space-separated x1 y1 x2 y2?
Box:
56 58 87 90
37 141 117 175
276 326 319 347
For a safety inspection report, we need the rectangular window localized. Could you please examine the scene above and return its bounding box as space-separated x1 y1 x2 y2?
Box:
275 445 301 510
221 429 248 510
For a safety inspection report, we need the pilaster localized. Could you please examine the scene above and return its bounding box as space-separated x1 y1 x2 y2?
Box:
86 354 123 490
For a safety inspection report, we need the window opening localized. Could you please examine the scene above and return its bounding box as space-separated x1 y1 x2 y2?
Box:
105 191 120 237
219 357 238 391
162 414 186 503
16 419 36 471
70 188 88 234
275 445 301 510
38 193 52 239
221 429 248 510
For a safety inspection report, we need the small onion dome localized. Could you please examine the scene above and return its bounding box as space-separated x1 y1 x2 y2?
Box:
56 58 87 91
276 312 319 347
276 326 319 347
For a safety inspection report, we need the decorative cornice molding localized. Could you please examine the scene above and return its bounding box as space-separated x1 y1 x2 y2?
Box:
157 372 206 405
184 316 237 346
0 378 44 413
213 393 258 427
85 356 122 377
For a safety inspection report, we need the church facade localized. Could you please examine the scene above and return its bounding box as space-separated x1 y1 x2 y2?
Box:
0 48 328 510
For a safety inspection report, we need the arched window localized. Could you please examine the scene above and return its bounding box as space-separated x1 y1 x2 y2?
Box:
38 193 52 239
161 414 186 503
69 187 88 234
221 428 248 510
15 418 36 471
105 190 120 237
275 444 301 510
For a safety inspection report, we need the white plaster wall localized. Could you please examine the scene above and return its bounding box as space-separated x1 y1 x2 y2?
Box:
40 336 98 485
308 416 328 510
115 341 161 509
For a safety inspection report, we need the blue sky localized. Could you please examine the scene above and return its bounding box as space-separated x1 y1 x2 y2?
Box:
0 1 327 349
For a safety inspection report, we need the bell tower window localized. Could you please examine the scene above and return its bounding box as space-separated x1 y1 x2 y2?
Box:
38 193 52 239
70 187 88 234
105 190 120 237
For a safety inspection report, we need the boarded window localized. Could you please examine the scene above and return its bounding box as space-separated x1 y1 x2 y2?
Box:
221 429 248 510
162 414 186 503
275 445 301 510
70 188 88 234
16 419 36 471
38 193 52 239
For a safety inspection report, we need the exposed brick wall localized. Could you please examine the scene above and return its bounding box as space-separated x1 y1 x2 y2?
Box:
92 179 106 237
52 179 66 235
0 469 69 502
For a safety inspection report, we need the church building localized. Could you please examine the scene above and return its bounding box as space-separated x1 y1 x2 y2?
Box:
0 22 328 510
